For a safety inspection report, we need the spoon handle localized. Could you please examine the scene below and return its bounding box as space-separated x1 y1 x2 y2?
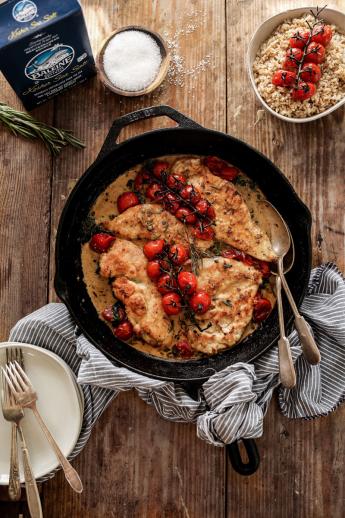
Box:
276 275 296 389
278 266 321 365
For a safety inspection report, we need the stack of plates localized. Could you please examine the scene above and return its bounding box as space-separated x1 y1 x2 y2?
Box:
0 342 84 484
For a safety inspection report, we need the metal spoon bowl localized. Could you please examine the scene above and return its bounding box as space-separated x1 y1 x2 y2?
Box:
259 200 321 366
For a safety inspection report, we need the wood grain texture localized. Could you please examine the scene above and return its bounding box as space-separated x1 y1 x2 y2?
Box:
226 1 345 517
1 0 345 516
44 1 227 517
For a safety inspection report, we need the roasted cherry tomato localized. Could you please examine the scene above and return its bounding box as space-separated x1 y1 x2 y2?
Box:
134 169 150 191
191 224 215 241
102 303 126 324
204 156 239 181
194 199 208 215
289 29 310 49
305 42 325 64
256 260 271 278
189 290 211 315
152 161 169 179
175 206 197 224
291 81 316 101
113 320 134 340
253 296 272 323
157 274 177 294
163 192 180 214
283 47 304 70
311 24 332 46
146 183 165 201
162 292 182 315
175 340 193 358
177 271 197 295
166 174 187 190
168 244 189 265
147 260 162 281
206 204 216 220
89 233 115 253
180 185 201 205
117 192 140 214
143 239 165 260
272 69 296 87
300 62 321 83
221 247 255 266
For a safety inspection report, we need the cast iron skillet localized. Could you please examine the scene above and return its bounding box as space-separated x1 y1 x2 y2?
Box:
55 105 312 475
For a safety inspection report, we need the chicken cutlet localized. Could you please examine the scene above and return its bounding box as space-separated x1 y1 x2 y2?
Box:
187 257 262 355
104 203 189 246
99 238 175 346
171 157 277 261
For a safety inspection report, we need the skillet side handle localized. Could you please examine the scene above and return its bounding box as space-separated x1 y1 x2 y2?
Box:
96 105 203 160
227 439 260 476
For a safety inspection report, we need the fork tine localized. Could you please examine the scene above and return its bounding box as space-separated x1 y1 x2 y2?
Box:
1 367 18 398
13 361 32 389
8 363 27 391
1 370 8 407
3 366 21 395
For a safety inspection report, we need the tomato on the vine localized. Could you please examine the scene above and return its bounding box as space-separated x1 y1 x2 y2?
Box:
204 156 239 181
180 185 201 205
163 192 180 214
143 239 165 260
117 192 140 214
162 292 182 315
134 170 150 191
272 70 296 87
157 274 177 294
283 47 304 70
152 161 169 179
89 233 115 253
189 290 211 314
192 225 215 241
311 24 332 46
289 29 310 49
166 174 187 190
168 244 189 265
146 183 165 201
305 42 325 64
291 81 316 101
177 271 197 295
175 206 197 224
147 260 162 281
300 63 321 83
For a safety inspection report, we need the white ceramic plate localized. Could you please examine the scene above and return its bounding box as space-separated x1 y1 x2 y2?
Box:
247 6 345 123
0 342 83 484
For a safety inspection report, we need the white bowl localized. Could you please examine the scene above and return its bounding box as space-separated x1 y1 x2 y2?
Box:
247 6 345 123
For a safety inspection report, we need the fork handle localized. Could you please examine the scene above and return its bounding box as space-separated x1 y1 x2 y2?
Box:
31 405 83 493
8 423 21 501
17 425 43 518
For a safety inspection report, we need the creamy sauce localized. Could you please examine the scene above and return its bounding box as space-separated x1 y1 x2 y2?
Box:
81 155 276 359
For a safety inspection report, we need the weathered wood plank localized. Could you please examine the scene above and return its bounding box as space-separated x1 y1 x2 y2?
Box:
226 1 345 516
43 1 227 517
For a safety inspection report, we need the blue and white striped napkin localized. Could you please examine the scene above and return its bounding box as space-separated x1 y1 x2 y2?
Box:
8 262 345 480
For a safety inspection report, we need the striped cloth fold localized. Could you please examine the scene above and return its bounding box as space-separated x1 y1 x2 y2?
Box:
8 262 345 480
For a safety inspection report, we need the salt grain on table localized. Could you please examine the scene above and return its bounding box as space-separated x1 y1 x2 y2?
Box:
103 30 162 91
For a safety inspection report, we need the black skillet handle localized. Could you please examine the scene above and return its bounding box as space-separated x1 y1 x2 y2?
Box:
226 439 260 476
96 105 203 161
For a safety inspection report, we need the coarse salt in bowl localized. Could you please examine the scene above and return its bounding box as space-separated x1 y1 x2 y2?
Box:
97 26 170 96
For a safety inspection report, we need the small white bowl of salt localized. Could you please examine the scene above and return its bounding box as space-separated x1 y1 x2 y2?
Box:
97 26 170 96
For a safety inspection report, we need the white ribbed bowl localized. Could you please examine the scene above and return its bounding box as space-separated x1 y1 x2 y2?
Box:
247 6 345 123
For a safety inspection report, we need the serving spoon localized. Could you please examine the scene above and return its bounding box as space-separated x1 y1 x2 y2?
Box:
259 201 321 366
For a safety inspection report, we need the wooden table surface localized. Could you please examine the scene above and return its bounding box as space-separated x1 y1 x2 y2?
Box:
1 1 345 516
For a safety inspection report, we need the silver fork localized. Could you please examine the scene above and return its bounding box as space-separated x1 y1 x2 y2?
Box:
5 348 21 501
1 355 42 518
3 360 83 494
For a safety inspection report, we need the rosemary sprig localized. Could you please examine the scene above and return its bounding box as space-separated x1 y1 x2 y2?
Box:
0 102 85 155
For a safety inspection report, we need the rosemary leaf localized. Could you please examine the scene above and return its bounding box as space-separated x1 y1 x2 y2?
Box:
0 102 85 155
